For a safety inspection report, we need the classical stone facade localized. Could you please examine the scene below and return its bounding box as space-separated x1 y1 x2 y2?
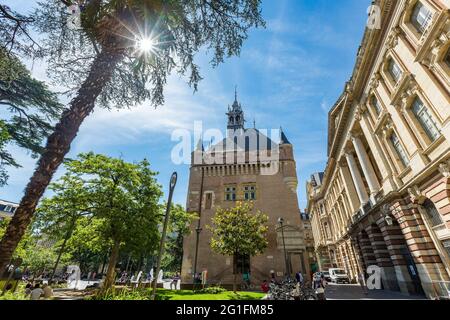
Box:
181 95 310 285
306 0 450 299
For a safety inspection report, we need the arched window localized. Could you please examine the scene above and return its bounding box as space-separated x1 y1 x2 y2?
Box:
422 199 443 227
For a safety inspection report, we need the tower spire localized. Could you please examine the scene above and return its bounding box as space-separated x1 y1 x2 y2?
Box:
226 87 245 134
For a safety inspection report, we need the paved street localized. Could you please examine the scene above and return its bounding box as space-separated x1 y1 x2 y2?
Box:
325 283 426 300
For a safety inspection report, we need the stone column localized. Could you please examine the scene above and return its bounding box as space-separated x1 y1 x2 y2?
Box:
345 152 370 207
350 134 381 202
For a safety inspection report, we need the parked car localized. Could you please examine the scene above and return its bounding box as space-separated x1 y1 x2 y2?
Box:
322 271 331 282
328 268 350 284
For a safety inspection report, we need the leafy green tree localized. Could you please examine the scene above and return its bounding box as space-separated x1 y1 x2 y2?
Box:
0 0 265 273
208 202 269 292
64 216 110 274
162 203 195 272
32 152 163 291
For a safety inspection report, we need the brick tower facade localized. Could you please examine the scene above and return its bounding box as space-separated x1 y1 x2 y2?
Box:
181 94 310 286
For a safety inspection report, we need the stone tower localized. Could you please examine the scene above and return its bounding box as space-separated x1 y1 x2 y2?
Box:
181 93 310 286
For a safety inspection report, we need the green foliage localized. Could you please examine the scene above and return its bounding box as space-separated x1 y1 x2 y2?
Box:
161 204 196 272
0 120 10 186
33 152 163 277
0 290 28 300
196 286 227 295
86 288 264 301
208 202 269 259
0 48 63 181
32 0 265 108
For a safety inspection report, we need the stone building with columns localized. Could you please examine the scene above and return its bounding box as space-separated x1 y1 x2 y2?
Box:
181 94 310 286
306 0 450 298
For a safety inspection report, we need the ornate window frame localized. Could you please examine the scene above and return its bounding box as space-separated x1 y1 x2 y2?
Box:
393 78 444 152
366 89 387 125
380 51 409 96
400 0 439 48
377 115 411 176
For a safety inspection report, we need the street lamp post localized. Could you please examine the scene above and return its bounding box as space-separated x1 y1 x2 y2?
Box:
193 166 205 284
278 217 290 279
151 172 177 300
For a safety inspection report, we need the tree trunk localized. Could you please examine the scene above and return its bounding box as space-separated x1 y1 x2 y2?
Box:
102 239 121 293
233 273 237 293
0 48 124 274
50 217 76 281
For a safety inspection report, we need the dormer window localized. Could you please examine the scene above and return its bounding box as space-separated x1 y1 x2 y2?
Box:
388 59 402 83
410 1 433 34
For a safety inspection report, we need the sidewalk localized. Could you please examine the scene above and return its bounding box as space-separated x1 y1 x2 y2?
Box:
325 284 426 300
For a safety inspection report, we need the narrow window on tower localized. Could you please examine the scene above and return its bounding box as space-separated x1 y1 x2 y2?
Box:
205 192 213 210
244 184 256 201
225 185 237 201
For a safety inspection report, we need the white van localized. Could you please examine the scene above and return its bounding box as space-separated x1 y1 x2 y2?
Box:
328 268 350 284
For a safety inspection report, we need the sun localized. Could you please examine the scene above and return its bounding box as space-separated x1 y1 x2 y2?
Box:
136 37 157 55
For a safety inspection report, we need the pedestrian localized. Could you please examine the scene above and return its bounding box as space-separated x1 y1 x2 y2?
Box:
295 271 304 285
270 270 277 284
315 275 327 300
170 273 180 290
359 271 368 296
24 283 32 296
30 283 44 300
42 282 54 299
260 280 269 293
243 271 251 288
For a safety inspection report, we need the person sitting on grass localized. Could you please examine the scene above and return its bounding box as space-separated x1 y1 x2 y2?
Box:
24 283 32 297
30 283 44 300
43 282 54 299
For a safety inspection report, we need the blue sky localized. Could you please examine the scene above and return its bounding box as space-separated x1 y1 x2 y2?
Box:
2 0 369 209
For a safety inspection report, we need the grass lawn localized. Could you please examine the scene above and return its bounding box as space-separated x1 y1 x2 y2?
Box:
157 289 265 301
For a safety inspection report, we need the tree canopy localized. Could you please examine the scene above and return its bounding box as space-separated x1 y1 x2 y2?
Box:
32 0 265 108
208 202 268 290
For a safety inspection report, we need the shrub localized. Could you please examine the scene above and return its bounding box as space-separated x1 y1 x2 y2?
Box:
196 286 227 295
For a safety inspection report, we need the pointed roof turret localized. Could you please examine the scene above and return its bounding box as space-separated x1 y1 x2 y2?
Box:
195 139 204 152
227 86 245 132
280 127 291 145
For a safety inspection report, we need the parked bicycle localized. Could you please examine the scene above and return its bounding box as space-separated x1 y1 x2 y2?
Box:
268 280 317 300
